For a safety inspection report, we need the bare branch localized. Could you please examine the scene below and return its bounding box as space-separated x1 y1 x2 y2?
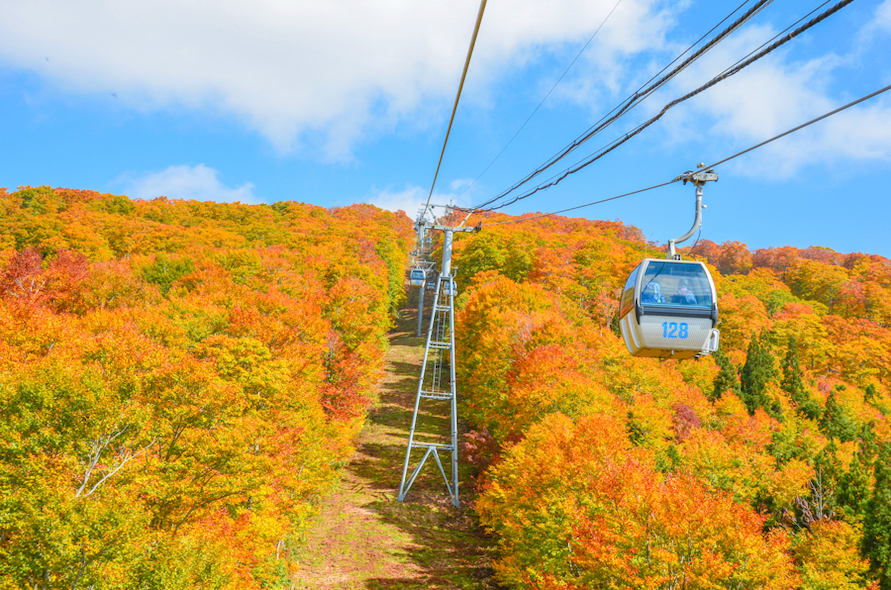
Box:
81 439 155 498
76 425 156 498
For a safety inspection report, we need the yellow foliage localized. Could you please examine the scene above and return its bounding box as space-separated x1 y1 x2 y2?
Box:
793 520 871 590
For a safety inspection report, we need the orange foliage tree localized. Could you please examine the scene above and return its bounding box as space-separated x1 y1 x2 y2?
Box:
450 210 889 588
0 187 412 589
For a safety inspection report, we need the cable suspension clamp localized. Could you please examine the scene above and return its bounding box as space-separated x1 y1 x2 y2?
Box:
668 164 718 260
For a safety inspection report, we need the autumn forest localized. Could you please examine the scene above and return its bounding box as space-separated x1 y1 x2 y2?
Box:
1 186 890 589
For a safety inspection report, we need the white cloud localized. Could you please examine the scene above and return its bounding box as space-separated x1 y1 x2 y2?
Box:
118 164 260 204
362 183 475 218
0 0 675 158
875 0 891 33
5 0 882 180
643 23 891 177
449 178 476 192
364 186 427 217
755 97 891 176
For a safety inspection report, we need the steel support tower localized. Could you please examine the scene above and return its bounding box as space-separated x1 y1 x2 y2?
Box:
411 209 436 336
397 216 478 506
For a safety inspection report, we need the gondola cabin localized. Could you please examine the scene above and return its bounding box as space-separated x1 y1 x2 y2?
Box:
619 259 719 359
409 269 426 287
443 279 456 296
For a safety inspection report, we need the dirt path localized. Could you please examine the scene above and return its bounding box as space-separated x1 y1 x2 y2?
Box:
292 290 500 589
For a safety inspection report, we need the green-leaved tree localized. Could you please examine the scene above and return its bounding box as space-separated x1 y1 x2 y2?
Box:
863 443 891 589
740 333 779 417
711 348 740 401
781 337 820 420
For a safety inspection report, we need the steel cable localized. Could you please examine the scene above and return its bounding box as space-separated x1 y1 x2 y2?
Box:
471 0 775 211
481 0 857 213
483 80 891 226
454 0 626 201
421 0 488 221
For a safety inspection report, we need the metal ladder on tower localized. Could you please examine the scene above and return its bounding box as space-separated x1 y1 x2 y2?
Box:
397 215 478 507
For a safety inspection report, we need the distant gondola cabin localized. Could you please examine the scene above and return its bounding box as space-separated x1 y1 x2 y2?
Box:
619 258 719 359
409 269 426 287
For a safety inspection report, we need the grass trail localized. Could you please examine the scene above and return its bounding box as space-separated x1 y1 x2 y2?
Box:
292 289 500 589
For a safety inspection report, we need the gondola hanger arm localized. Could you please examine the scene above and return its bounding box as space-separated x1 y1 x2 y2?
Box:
668 165 718 260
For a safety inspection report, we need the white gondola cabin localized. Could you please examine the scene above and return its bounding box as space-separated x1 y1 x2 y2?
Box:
409 269 426 287
619 259 719 359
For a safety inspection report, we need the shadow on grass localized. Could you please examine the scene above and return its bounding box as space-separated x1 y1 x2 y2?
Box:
354 287 502 589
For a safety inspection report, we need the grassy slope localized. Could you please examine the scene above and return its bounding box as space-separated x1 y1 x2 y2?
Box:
292 288 500 589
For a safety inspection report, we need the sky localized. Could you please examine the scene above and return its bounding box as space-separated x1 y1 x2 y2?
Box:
0 0 889 257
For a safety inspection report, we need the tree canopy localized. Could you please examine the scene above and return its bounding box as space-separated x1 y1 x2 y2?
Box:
0 186 413 589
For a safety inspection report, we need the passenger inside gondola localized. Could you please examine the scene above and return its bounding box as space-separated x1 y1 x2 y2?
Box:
641 282 665 303
675 278 697 305
639 262 713 309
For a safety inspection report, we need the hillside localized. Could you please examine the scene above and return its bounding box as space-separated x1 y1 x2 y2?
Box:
1 187 890 589
448 211 891 589
0 186 412 588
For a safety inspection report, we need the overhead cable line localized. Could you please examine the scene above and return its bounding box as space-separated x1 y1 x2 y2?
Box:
481 0 857 212
714 0 834 79
702 81 890 170
472 0 775 211
454 0 625 200
484 80 891 226
484 179 679 225
608 0 755 118
421 0 487 221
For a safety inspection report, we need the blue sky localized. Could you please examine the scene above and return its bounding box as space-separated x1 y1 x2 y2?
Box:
1 0 889 256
